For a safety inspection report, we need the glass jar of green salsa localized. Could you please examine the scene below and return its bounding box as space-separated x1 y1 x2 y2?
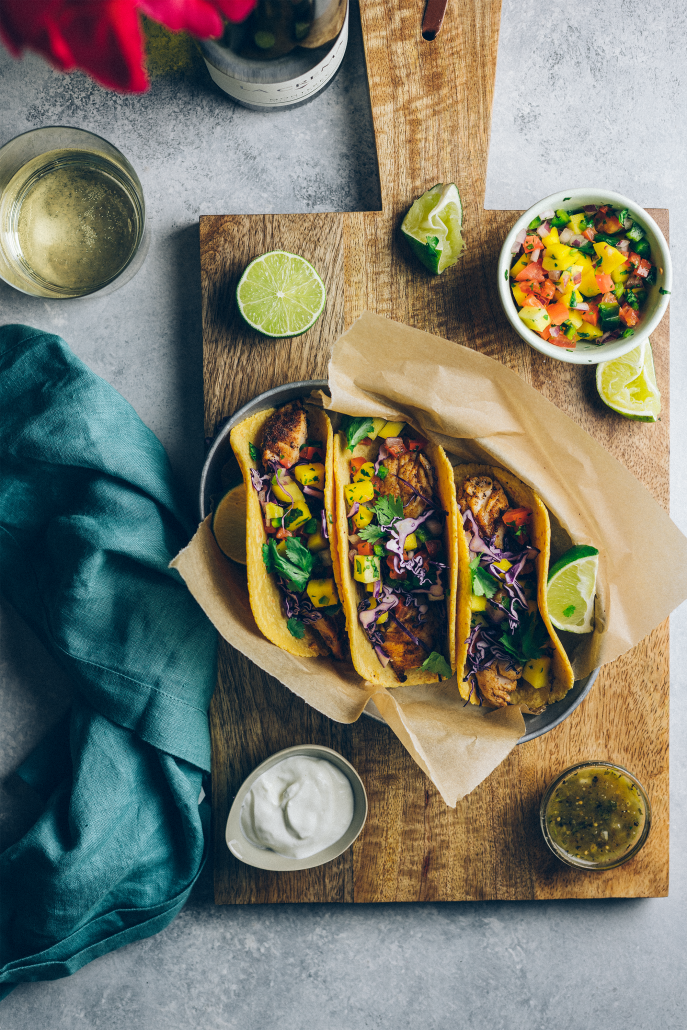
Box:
540 762 651 870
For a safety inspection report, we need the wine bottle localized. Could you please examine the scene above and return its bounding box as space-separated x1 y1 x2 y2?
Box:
199 0 348 111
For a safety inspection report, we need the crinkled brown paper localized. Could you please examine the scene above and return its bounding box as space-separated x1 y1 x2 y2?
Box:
172 312 687 806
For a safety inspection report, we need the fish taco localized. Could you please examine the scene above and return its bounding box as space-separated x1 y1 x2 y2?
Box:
333 416 458 685
454 464 574 712
230 400 347 660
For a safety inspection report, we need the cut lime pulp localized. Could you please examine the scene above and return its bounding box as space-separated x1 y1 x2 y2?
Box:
596 339 661 422
401 183 464 274
236 251 326 338
212 482 247 563
547 545 599 634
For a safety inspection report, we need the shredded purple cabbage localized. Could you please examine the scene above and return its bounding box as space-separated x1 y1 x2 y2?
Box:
284 589 321 624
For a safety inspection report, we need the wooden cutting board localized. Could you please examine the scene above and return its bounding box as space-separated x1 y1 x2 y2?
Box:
201 0 669 902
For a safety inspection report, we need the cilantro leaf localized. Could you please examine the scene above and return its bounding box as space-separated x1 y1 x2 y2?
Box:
287 618 305 639
249 442 259 462
469 554 499 598
358 523 385 543
421 651 452 679
262 538 313 591
318 603 341 617
499 613 549 665
563 604 576 618
617 207 629 228
659 287 671 295
341 416 375 451
374 493 403 525
377 465 388 480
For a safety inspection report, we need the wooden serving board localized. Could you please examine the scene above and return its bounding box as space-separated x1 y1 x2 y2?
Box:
202 0 669 902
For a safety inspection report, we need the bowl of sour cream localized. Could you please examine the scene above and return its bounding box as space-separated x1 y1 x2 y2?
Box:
226 745 368 871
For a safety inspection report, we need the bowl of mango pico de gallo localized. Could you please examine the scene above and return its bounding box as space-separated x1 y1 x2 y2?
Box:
498 189 672 364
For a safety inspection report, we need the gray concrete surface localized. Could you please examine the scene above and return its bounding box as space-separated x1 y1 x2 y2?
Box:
1 1 686 1027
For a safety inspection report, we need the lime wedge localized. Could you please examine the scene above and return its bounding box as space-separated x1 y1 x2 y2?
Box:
236 251 326 338
547 545 599 634
596 339 661 422
213 482 247 563
401 183 464 274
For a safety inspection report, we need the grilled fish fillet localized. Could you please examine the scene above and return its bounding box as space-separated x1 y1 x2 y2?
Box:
377 451 435 520
381 601 441 682
457 475 509 539
475 662 521 708
261 401 308 470
311 612 348 661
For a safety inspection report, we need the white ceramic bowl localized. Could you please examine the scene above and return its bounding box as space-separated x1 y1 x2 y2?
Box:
225 744 368 871
498 188 671 365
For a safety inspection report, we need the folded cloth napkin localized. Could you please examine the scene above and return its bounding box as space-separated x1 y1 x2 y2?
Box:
0 325 217 999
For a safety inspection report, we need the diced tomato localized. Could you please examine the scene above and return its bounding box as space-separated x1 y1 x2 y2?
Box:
582 301 599 326
549 325 563 340
523 295 544 308
359 437 374 446
582 227 596 241
601 291 617 305
425 538 442 557
350 456 367 473
300 446 321 460
523 234 542 253
635 258 652 279
385 438 406 457
357 541 374 556
275 528 292 540
538 326 551 341
595 273 614 293
503 507 532 528
597 205 610 216
546 301 569 325
550 336 576 348
515 262 546 282
620 304 639 327
538 279 556 301
404 437 427 451
518 279 537 295
386 554 403 579
598 214 622 234
629 252 641 270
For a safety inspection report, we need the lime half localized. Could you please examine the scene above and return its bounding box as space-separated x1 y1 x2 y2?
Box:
596 339 661 422
547 545 599 634
213 482 247 563
401 183 464 274
236 251 326 338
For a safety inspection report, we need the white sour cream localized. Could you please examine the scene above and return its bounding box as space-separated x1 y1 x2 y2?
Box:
240 755 354 860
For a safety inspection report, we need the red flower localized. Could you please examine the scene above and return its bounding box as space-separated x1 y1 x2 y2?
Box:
0 0 257 93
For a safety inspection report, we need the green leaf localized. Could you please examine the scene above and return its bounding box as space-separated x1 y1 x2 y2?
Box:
358 523 385 543
621 328 635 339
426 235 440 252
341 416 375 451
377 465 388 480
262 538 313 591
249 442 259 462
374 493 404 525
563 605 576 618
303 518 318 535
504 269 509 280
499 613 550 665
287 618 305 639
469 554 499 598
421 651 452 679
373 543 386 557
617 207 629 228
659 288 671 295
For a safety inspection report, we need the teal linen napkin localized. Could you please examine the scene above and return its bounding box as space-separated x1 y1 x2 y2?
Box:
0 325 217 998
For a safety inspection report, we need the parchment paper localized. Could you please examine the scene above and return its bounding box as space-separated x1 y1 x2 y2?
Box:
172 312 687 806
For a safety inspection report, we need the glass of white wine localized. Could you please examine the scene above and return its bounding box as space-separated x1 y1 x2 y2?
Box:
0 126 147 299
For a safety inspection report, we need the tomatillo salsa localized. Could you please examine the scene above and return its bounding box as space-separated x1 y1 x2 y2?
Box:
540 762 651 869
509 203 659 350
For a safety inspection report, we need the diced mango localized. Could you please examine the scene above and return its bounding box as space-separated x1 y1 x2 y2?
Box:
276 540 288 555
541 225 559 247
470 594 487 612
367 417 387 440
404 532 418 552
284 498 311 530
271 473 304 504
567 212 586 234
353 461 375 483
377 420 406 439
510 252 530 278
294 462 325 488
567 310 584 329
576 322 604 340
353 554 381 584
511 283 530 307
306 529 328 551
493 558 512 576
554 285 574 307
593 241 627 275
344 480 375 506
376 612 389 624
542 243 580 271
522 655 551 690
366 582 377 593
265 502 284 520
306 578 338 608
579 258 601 297
352 504 375 530
518 306 551 332
611 262 631 285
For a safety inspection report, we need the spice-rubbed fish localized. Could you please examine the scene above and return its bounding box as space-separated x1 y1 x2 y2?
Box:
230 402 347 662
333 417 459 686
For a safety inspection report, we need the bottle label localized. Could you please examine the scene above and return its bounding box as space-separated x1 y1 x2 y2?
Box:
204 6 348 109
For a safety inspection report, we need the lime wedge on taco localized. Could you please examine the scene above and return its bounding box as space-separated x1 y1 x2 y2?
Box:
401 183 464 274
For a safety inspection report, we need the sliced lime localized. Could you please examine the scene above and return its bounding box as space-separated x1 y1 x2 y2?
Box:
401 182 464 274
236 251 326 338
547 545 599 634
596 339 661 422
212 482 247 563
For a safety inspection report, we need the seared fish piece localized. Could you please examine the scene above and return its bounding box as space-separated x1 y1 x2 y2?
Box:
457 475 509 539
311 612 348 661
261 401 308 470
475 662 521 708
381 601 442 682
378 451 435 520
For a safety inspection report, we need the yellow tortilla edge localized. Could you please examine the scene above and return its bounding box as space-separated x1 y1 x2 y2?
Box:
333 433 458 687
453 463 575 707
230 405 337 658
